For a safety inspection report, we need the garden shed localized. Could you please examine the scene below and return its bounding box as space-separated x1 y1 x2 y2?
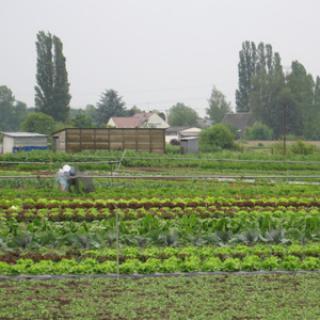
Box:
1 132 48 154
52 128 165 153
180 137 199 154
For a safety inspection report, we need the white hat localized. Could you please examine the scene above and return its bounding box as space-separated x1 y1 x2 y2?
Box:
62 164 71 173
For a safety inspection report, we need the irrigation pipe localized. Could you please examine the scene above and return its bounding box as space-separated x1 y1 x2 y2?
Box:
2 157 320 165
0 270 319 281
0 160 121 165
1 174 320 180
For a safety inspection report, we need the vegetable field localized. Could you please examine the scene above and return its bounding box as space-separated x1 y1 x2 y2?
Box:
1 150 320 319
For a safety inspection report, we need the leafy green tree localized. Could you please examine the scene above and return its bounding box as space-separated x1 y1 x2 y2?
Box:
71 111 93 128
286 61 315 138
245 122 273 140
21 112 56 135
35 31 71 122
168 103 198 126
96 89 126 126
85 104 98 126
127 105 142 116
277 87 301 137
236 41 257 112
249 51 286 137
314 76 320 106
0 86 28 131
207 86 231 123
11 101 28 130
199 124 235 152
0 86 15 131
52 35 71 122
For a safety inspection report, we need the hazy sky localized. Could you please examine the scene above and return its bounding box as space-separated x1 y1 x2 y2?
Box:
1 0 320 116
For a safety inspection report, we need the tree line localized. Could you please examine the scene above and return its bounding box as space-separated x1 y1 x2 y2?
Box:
236 41 320 139
1 33 319 139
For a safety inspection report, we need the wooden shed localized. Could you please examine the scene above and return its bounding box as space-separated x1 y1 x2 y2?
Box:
52 128 165 153
1 132 48 154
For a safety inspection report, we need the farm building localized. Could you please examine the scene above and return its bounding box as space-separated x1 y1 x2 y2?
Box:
0 132 48 154
179 127 202 139
108 112 169 129
180 137 199 154
52 128 165 153
165 126 188 144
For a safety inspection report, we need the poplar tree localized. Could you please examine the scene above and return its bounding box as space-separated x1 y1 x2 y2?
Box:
286 61 314 137
35 31 71 122
235 41 257 112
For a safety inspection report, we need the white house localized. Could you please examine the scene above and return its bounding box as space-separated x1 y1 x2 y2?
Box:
1 132 48 153
108 112 169 129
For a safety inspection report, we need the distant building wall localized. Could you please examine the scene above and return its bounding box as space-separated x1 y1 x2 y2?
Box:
3 136 47 153
53 128 166 154
180 137 199 154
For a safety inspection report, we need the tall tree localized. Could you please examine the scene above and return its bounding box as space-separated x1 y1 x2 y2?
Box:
35 31 71 122
314 76 320 106
96 89 126 126
52 36 71 122
286 61 314 138
0 86 15 131
0 86 28 131
249 50 286 137
235 41 257 112
168 103 198 126
207 86 231 123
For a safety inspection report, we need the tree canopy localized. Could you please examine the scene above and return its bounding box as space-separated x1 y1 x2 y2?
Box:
168 103 198 127
35 31 71 122
0 86 28 131
207 86 231 123
96 89 126 127
21 112 56 135
235 40 320 139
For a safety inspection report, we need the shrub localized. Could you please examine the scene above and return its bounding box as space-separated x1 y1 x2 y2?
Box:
199 124 235 152
290 140 316 155
21 112 56 135
166 144 180 154
245 122 273 140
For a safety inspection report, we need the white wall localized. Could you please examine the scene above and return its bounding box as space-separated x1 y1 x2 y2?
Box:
3 136 14 153
145 113 169 129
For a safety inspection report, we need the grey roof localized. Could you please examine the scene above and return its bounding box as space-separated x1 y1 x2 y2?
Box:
1 132 47 138
222 113 254 131
180 136 199 141
166 126 189 133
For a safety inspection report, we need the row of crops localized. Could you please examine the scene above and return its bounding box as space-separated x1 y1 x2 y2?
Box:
1 195 320 275
2 150 320 173
1 179 320 199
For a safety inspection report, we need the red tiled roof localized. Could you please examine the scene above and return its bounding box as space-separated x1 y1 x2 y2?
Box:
110 112 153 128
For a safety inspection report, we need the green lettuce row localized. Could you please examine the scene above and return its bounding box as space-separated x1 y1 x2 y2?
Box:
0 255 319 275
2 244 320 264
2 206 320 222
1 196 320 210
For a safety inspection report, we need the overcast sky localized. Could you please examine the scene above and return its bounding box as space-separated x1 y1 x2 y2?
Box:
1 0 319 115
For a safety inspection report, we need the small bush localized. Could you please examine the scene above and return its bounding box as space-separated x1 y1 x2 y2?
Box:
245 122 273 140
199 124 235 152
166 144 180 154
290 140 316 155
